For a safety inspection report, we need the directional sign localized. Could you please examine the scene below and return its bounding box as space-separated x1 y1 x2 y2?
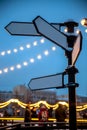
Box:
5 22 40 36
29 73 64 90
5 21 60 36
33 16 68 51
72 31 82 65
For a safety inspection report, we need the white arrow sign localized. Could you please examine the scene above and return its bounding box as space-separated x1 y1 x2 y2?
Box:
5 22 40 36
33 16 68 51
29 73 64 90
72 31 82 65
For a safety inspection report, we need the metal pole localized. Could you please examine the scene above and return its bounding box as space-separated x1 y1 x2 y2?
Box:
66 63 78 130
65 46 78 130
64 21 79 130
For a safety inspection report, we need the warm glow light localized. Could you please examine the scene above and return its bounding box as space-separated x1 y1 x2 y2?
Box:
81 18 87 27
0 98 87 113
64 28 68 32
0 98 87 112
81 19 85 26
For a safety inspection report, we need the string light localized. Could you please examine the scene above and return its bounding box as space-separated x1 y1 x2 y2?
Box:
0 36 57 75
1 51 5 56
30 58 35 63
0 38 55 58
10 66 14 71
52 46 56 51
0 70 2 74
85 29 87 33
44 50 49 56
40 38 45 43
37 54 42 60
33 41 37 46
7 50 11 54
0 98 87 112
3 68 8 73
13 48 18 53
0 46 57 74
16 64 21 69
23 61 28 66
0 38 45 57
26 44 31 48
19 46 24 51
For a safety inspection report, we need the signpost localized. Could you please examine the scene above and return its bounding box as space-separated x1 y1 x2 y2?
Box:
29 73 64 90
5 21 60 36
33 16 68 51
5 22 40 36
5 16 82 130
72 31 82 65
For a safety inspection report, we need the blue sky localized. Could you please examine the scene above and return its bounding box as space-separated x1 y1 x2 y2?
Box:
0 0 87 97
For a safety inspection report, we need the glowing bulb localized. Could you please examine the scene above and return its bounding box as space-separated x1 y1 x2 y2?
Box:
30 58 35 63
13 48 18 53
16 64 21 69
19 46 24 51
1 51 5 56
85 29 87 33
23 62 28 66
26 44 31 48
33 41 37 46
52 46 56 51
44 50 49 56
40 38 45 43
10 66 14 71
64 28 68 32
7 50 11 54
0 70 2 74
37 54 42 59
3 68 8 73
76 29 80 34
81 18 87 27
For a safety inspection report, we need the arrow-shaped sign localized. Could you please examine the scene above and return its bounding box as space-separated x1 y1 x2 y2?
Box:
72 31 82 65
5 16 82 66
33 16 68 51
28 73 64 90
5 22 40 36
5 21 60 36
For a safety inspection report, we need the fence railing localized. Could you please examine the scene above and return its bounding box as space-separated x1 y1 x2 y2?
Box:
0 123 21 130
0 121 87 130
